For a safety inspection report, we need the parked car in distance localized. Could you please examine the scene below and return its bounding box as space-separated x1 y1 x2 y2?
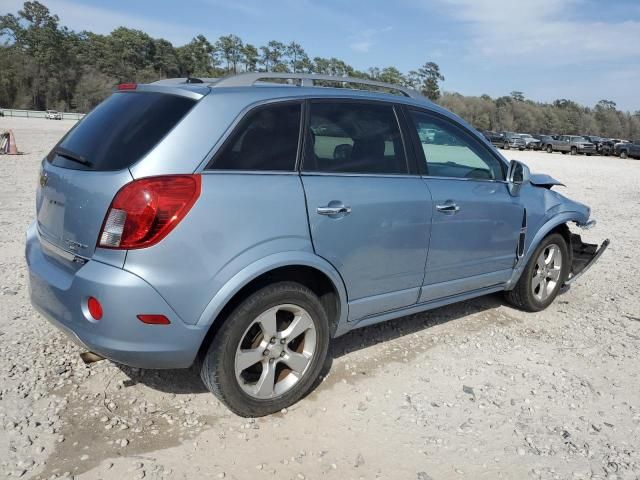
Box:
518 133 541 150
549 135 596 155
26 73 608 417
482 130 505 146
535 135 556 153
614 139 640 159
45 110 62 120
498 131 526 150
582 135 604 153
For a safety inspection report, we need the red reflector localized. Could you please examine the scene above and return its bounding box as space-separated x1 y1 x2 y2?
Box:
137 314 170 325
117 83 137 90
98 175 201 250
87 297 103 320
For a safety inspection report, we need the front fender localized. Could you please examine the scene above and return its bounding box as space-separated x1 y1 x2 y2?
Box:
195 251 349 333
505 211 589 289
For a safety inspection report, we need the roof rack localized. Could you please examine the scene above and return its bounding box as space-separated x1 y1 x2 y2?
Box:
210 72 423 99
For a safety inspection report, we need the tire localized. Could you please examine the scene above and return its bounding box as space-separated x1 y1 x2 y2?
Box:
561 151 567 155
570 146 577 155
505 233 569 312
200 281 330 417
546 145 553 153
503 142 510 150
620 150 628 159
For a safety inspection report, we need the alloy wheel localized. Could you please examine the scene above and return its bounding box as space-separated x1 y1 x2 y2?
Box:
234 304 317 400
531 243 562 302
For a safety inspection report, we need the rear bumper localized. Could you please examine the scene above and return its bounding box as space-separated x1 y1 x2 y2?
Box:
26 222 206 369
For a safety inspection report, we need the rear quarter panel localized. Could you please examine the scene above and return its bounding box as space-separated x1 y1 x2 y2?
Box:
123 173 313 324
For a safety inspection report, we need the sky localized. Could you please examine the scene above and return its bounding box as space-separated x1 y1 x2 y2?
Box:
4 0 640 111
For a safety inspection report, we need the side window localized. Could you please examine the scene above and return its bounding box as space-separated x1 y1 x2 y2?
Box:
303 102 407 174
210 102 301 171
409 110 505 180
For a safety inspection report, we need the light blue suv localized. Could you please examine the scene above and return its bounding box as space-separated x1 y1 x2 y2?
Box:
26 73 608 416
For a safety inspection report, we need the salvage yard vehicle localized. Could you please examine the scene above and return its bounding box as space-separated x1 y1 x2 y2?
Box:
536 135 557 153
552 135 596 155
45 110 62 120
482 130 504 146
582 135 604 153
26 73 609 417
499 131 526 150
518 133 541 150
615 139 640 159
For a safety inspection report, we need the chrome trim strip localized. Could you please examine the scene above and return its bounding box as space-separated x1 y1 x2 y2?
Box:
39 232 88 264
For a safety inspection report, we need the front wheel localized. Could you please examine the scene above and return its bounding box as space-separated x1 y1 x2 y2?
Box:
503 142 510 150
620 150 628 159
546 145 553 153
570 146 577 155
200 281 330 417
505 233 569 312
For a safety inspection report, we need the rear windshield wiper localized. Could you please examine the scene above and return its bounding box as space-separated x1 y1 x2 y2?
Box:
54 147 92 168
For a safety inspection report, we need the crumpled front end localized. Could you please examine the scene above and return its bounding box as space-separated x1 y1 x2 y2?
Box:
564 229 610 286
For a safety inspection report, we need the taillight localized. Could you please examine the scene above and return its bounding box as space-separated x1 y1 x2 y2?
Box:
98 175 201 249
117 83 137 90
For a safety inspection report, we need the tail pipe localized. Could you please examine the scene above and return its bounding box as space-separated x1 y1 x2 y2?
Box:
80 351 105 365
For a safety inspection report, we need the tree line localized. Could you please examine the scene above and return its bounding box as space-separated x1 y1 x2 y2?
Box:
1 1 639 139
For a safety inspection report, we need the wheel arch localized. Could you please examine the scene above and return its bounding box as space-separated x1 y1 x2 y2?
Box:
195 252 349 357
505 212 585 289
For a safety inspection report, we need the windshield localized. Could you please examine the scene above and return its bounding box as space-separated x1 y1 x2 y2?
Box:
47 91 196 171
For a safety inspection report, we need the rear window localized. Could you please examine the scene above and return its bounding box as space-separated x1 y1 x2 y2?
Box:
47 92 196 171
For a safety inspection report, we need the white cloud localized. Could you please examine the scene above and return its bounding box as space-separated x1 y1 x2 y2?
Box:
349 26 393 53
429 0 640 64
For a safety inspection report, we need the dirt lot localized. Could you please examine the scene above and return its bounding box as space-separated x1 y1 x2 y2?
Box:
1 116 639 480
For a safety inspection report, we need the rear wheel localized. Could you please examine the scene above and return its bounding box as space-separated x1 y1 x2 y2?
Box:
505 233 569 312
546 145 553 153
620 150 628 159
200 281 330 417
503 142 510 150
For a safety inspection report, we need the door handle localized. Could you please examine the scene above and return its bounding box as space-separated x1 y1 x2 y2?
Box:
317 205 352 216
436 203 460 214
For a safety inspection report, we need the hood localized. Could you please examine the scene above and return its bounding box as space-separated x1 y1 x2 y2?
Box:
529 173 565 188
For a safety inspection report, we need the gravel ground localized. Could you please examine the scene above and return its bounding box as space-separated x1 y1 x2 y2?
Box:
1 116 639 480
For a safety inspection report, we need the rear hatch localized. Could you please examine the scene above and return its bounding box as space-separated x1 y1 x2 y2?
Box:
36 89 199 259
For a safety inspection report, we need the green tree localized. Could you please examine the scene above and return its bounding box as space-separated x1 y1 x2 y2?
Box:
241 43 259 72
510 91 525 102
176 35 216 76
259 40 287 72
417 62 444 100
286 41 307 73
216 34 243 73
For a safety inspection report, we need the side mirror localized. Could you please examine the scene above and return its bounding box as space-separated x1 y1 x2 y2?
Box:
507 160 530 196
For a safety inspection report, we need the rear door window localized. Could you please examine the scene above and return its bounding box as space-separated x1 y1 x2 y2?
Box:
48 92 196 171
303 102 408 174
208 102 302 171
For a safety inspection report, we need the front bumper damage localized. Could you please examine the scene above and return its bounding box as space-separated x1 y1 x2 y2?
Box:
564 230 610 286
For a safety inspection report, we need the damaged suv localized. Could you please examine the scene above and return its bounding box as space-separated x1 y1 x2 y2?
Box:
26 73 609 417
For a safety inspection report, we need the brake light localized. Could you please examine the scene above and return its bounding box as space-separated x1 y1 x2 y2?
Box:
117 83 137 90
98 175 201 249
87 297 103 320
137 314 171 325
